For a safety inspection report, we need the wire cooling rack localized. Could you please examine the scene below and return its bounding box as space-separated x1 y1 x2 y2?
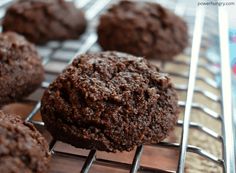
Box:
0 0 235 172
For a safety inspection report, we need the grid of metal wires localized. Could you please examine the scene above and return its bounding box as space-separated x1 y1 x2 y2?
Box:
0 0 235 172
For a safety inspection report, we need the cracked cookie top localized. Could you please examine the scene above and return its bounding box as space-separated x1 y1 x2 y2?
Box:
41 51 179 152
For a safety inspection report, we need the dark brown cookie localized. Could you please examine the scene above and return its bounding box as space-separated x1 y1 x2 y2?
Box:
97 1 188 61
2 0 87 44
0 111 50 173
0 32 44 106
41 51 179 152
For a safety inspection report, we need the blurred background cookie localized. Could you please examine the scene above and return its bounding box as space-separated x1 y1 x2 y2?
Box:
97 0 188 61
2 0 87 44
0 32 44 106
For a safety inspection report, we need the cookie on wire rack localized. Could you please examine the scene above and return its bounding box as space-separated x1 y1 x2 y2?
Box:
41 51 179 152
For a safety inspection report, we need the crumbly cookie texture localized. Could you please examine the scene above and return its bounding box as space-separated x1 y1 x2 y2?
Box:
0 112 50 173
41 51 179 152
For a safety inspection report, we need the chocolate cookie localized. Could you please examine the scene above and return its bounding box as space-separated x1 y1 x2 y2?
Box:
41 51 179 152
97 1 188 61
0 112 50 173
0 32 44 106
2 0 87 44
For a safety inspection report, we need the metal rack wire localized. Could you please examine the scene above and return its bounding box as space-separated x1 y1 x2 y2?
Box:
0 0 235 172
